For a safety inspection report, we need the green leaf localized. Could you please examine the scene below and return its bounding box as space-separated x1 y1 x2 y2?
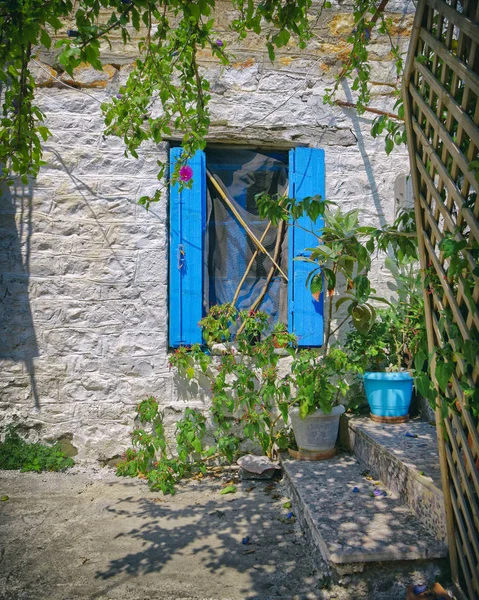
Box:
267 42 275 62
415 372 433 400
278 402 289 423
439 237 467 259
273 29 290 48
46 15 63 30
40 28 52 49
463 340 478 367
219 485 237 495
435 360 454 393
335 296 352 310
310 274 323 294
323 268 336 291
385 137 394 155
414 349 427 372
354 275 371 302
299 402 310 419
37 126 50 142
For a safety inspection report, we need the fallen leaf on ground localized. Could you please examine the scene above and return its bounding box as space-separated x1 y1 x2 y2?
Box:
1 495 9 502
242 549 256 555
220 485 237 495
245 486 255 492
283 501 292 508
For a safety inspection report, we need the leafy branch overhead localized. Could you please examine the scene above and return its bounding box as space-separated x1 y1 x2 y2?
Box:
2 0 404 202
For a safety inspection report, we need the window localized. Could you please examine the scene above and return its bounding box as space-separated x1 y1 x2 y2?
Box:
169 146 325 348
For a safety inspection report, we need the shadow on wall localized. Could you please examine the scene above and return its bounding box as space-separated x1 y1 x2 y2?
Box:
0 181 40 409
339 81 385 227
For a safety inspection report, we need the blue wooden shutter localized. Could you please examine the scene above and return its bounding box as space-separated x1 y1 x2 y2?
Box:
169 148 206 347
288 148 325 347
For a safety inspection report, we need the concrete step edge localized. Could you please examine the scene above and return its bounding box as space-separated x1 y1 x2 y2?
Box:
281 454 448 573
341 415 447 542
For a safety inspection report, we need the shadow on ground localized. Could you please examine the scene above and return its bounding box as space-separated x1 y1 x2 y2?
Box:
0 470 327 600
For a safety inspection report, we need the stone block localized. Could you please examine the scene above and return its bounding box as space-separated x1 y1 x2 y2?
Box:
29 59 57 87
41 328 103 357
135 249 167 283
35 88 110 114
49 192 137 220
0 326 38 359
100 223 166 249
96 298 167 329
118 62 136 86
257 72 304 92
219 64 260 92
59 373 129 404
70 148 161 178
75 422 131 462
60 63 118 89
96 282 164 303
101 330 166 357
62 252 136 282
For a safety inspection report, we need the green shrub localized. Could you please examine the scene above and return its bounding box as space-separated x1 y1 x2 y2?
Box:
0 425 75 472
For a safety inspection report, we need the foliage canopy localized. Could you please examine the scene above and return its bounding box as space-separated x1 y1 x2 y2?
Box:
1 0 404 205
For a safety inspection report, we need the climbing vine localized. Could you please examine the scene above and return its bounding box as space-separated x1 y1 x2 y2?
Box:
1 0 404 204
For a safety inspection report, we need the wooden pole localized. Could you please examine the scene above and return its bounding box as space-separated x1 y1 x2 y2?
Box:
206 170 288 282
401 0 460 588
237 218 286 335
232 221 273 305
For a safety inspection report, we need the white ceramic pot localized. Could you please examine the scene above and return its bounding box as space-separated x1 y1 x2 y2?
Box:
289 405 345 452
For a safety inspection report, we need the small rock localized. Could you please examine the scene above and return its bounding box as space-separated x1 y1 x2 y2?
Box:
237 454 281 480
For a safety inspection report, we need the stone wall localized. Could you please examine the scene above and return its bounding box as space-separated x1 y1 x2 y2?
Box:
0 0 415 463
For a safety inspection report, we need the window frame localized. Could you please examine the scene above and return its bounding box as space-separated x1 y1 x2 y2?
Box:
168 145 325 349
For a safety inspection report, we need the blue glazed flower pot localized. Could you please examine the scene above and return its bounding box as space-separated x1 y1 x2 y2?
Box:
363 372 413 418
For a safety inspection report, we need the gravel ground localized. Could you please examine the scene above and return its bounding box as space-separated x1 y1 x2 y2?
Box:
0 466 339 600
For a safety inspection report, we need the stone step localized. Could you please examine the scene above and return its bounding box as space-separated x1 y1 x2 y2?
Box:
340 415 447 542
282 454 449 597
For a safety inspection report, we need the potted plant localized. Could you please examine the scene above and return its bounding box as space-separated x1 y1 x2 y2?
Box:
344 249 427 423
288 348 353 458
345 313 415 422
267 206 387 458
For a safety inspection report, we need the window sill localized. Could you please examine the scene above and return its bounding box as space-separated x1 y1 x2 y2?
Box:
210 343 290 357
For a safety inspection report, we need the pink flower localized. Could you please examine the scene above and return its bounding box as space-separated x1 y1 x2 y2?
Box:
179 165 193 182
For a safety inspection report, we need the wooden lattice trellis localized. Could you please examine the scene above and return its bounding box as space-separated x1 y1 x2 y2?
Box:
403 0 479 598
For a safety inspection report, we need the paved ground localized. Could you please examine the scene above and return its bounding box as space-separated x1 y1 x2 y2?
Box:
0 467 337 600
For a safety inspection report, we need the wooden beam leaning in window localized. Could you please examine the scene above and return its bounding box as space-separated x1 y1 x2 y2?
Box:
206 169 289 282
237 218 286 335
232 220 273 306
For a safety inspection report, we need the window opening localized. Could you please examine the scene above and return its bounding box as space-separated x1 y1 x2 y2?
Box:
205 148 289 327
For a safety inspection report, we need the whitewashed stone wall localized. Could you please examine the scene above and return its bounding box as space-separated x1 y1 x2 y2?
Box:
0 0 415 462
